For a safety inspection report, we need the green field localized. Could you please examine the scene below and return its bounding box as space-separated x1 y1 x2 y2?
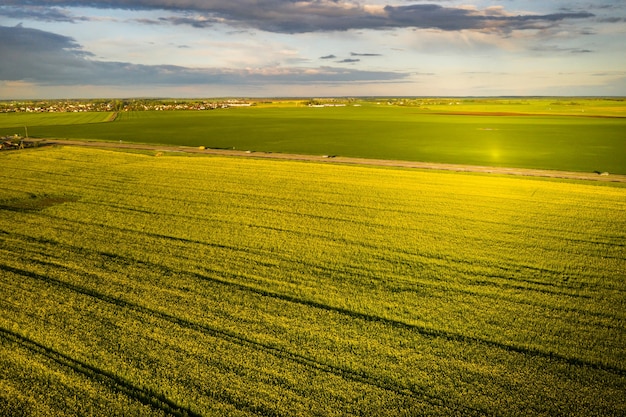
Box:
1 98 625 174
0 111 113 129
1 146 625 416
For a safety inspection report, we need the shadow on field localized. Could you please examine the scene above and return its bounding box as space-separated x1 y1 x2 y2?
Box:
0 263 464 413
0 196 79 212
0 326 202 417
3 261 625 390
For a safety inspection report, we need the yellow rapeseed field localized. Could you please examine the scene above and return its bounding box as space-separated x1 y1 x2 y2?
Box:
1 146 625 416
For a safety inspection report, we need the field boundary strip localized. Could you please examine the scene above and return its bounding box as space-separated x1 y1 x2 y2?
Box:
36 139 626 183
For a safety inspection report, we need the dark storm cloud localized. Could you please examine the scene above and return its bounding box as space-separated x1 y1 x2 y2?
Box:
0 1 596 34
0 25 408 85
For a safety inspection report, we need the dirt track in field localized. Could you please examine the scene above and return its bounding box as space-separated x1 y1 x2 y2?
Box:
36 139 626 183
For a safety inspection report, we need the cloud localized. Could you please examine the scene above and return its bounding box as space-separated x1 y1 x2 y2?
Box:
0 5 89 22
0 25 408 86
592 71 626 77
0 1 596 34
338 59 360 63
579 28 597 35
320 55 336 60
530 44 594 54
0 25 95 84
350 52 382 57
598 17 626 23
382 5 595 33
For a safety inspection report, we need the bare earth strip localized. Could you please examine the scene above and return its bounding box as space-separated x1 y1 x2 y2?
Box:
35 139 626 183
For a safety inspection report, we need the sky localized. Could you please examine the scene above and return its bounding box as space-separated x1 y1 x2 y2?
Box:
0 0 625 98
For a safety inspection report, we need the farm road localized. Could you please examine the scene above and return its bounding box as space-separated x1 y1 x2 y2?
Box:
38 139 626 183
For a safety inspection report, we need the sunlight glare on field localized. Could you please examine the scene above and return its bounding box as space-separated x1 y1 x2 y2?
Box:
490 147 501 162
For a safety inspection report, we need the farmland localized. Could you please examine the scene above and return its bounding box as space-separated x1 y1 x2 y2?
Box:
1 145 625 416
0 111 113 128
1 97 625 174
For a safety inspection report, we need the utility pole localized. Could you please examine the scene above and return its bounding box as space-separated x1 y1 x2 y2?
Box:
20 126 28 149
